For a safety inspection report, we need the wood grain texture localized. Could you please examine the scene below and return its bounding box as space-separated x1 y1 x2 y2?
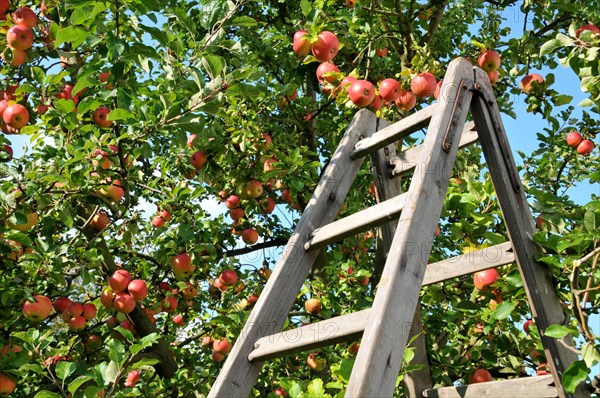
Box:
344 57 475 398
208 110 378 398
423 375 558 398
351 104 438 159
471 66 589 398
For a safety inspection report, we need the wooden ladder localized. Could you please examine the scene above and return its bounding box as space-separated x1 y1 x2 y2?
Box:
208 57 590 398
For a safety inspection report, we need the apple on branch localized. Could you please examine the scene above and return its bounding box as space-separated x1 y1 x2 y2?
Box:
411 72 437 99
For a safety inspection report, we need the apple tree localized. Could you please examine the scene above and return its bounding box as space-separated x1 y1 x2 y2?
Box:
0 0 598 396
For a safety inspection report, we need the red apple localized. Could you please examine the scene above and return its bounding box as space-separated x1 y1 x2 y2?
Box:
127 279 148 300
536 363 550 376
90 211 109 231
477 50 501 72
113 292 136 313
212 350 225 362
307 352 326 371
124 370 140 387
345 0 357 8
6 25 34 50
152 215 165 228
172 314 184 326
109 270 132 293
576 24 600 38
292 30 311 56
100 288 115 309
82 303 97 320
469 369 493 383
22 295 53 322
0 372 17 395
68 315 86 332
261 197 276 214
565 131 583 147
274 386 288 397
219 269 238 286
229 207 244 221
487 70 499 86
316 62 340 83
53 296 72 313
2 47 27 66
241 228 259 245
225 195 240 209
159 210 171 221
212 338 232 354
161 297 178 313
434 80 443 100
576 139 594 155
348 80 376 107
65 302 83 317
305 298 322 315
0 0 9 14
13 7 37 28
93 107 113 128
99 71 111 82
395 90 416 111
519 73 544 93
311 31 339 62
182 283 199 300
339 75 358 93
244 179 263 198
473 268 499 290
375 47 388 57
379 78 401 102
3 103 29 129
523 319 533 334
100 180 125 202
366 95 381 111
411 72 437 99
171 253 196 279
190 150 207 170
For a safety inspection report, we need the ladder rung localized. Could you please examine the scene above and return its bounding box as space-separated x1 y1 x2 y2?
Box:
423 241 514 285
351 104 438 159
248 309 369 362
304 193 409 251
248 243 513 362
423 375 557 398
390 122 477 177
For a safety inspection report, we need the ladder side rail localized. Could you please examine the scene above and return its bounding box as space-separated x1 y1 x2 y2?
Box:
423 375 558 398
345 57 475 397
367 118 432 396
208 110 378 398
470 68 590 398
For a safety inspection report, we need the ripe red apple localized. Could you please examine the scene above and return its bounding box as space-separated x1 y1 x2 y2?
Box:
113 292 136 313
229 207 244 221
172 314 184 326
85 334 102 352
53 296 72 313
242 228 259 245
127 279 148 300
473 268 499 290
0 0 9 14
13 7 37 28
519 73 544 93
576 139 594 155
345 0 357 8
368 95 383 112
171 253 196 279
469 369 493 383
99 71 111 83
348 80 376 107
22 295 53 322
152 215 165 228
339 75 358 94
0 372 16 395
100 288 115 309
305 298 322 315
536 363 550 376
219 269 238 286
182 283 199 300
395 90 416 111
316 62 340 83
379 78 401 102
124 370 140 387
159 210 171 221
90 211 109 231
68 315 86 332
225 195 240 209
536 214 544 229
161 297 178 313
2 47 27 66
190 150 207 170
348 341 360 354
82 303 97 320
6 25 34 50
576 24 600 38
213 338 232 354
212 350 225 362
109 269 132 293
311 31 339 62
565 131 583 147
292 30 311 56
100 180 125 202
93 107 113 128
261 197 276 214
433 80 444 100
65 302 83 317
477 50 501 72
7 209 38 231
523 319 533 334
307 352 326 371
274 386 288 397
3 103 29 129
411 72 437 99
375 47 388 57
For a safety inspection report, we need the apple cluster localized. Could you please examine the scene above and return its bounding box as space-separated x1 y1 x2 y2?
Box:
101 270 148 315
565 131 595 156
53 296 97 332
1 5 37 67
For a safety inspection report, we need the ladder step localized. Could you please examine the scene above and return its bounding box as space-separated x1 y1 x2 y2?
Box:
248 243 514 362
423 375 558 398
304 192 409 251
390 121 477 176
351 104 438 160
248 309 369 362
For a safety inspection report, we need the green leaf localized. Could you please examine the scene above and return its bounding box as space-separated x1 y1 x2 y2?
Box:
55 26 88 48
228 16 257 27
201 55 225 80
226 83 261 97
56 361 76 381
553 94 573 106
562 360 588 393
492 301 515 320
307 379 325 396
584 209 599 233
581 343 600 368
455 300 479 312
102 360 120 385
130 333 159 355
34 392 62 398
199 0 228 30
68 375 93 394
300 0 312 16
106 108 135 122
545 324 572 338
331 358 354 382
130 357 160 368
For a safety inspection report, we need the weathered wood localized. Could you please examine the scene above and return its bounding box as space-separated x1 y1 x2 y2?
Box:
208 110 378 398
248 310 369 362
351 104 438 159
423 375 558 398
366 118 432 397
304 192 408 251
390 122 477 177
470 66 590 398
345 57 475 398
423 242 514 285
